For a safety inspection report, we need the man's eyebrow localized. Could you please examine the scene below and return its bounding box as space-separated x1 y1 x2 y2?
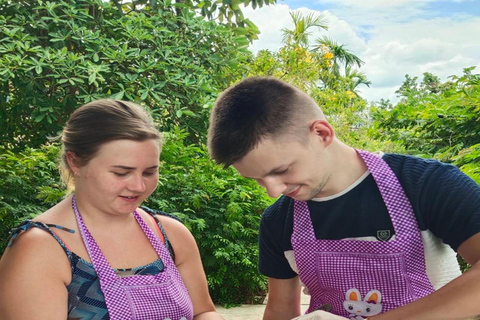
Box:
266 165 288 175
244 165 287 179
110 165 159 170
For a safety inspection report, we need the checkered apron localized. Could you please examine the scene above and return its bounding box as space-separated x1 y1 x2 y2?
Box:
72 196 194 320
292 150 434 317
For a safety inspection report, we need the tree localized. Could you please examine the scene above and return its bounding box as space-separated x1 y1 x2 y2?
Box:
343 66 372 96
315 36 364 76
114 0 277 40
372 68 480 171
281 11 328 48
0 0 254 149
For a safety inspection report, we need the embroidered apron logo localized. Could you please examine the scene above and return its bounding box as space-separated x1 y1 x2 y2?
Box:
343 288 382 320
376 230 391 241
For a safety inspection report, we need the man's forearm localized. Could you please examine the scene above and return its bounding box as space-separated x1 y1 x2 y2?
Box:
372 262 480 320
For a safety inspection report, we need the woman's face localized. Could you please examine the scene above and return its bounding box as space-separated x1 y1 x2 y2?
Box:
74 139 160 216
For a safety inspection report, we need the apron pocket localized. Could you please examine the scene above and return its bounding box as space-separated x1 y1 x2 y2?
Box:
314 251 415 316
125 280 192 320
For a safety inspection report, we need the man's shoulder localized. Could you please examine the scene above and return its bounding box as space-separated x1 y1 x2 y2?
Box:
383 152 444 166
261 196 293 230
382 153 456 179
264 196 292 216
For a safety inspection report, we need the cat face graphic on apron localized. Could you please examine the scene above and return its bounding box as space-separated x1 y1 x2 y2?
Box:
291 150 435 319
72 196 194 320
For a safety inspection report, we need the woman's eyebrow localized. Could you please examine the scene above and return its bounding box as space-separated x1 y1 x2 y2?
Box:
110 165 158 170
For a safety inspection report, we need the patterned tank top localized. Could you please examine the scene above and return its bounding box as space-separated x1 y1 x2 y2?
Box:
7 207 176 320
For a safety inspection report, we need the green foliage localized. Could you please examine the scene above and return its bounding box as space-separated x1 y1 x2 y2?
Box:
145 128 272 305
118 0 275 34
0 0 252 149
0 144 65 252
371 68 480 162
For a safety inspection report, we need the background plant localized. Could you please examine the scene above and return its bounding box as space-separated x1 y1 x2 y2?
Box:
0 144 65 251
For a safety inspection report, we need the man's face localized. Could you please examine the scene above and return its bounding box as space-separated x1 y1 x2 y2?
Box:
233 136 332 200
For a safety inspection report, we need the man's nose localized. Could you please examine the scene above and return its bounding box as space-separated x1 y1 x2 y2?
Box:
258 177 287 198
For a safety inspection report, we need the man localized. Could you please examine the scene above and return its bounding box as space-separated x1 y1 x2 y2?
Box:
207 77 480 320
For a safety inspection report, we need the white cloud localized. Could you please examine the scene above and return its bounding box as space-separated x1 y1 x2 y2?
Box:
242 4 292 53
243 2 480 103
318 0 433 8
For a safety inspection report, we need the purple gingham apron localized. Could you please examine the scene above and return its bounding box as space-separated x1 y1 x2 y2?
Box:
72 196 194 320
292 150 435 318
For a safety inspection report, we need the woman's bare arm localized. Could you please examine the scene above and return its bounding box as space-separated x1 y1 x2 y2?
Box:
0 228 71 320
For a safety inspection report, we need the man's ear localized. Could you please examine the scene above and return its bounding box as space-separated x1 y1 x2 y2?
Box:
310 119 335 147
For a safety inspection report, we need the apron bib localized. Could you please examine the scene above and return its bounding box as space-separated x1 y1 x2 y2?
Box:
292 150 434 319
72 196 194 320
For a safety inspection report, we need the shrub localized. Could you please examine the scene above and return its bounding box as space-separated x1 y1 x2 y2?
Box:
0 144 65 251
0 0 252 149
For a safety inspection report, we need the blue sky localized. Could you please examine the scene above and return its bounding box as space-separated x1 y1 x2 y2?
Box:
282 0 480 17
243 0 480 103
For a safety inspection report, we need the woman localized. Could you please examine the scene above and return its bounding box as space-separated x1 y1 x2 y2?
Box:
0 100 224 320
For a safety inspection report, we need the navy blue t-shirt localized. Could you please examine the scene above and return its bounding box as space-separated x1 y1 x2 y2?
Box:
259 153 480 279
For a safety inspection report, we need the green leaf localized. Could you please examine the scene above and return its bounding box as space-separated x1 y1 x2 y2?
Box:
111 91 125 100
34 113 46 122
88 73 96 84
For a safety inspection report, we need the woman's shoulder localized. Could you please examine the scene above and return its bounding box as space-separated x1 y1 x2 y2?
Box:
141 206 182 222
1 220 72 283
7 198 73 250
2 199 74 280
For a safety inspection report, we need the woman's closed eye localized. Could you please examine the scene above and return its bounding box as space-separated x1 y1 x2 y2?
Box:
113 172 129 177
113 170 157 177
143 170 157 177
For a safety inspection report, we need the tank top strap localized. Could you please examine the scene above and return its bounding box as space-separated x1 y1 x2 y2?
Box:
141 206 178 261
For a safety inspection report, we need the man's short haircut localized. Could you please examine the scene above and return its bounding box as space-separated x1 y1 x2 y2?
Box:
208 76 320 168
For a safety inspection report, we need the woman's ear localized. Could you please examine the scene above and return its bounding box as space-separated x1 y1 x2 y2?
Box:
310 119 335 147
66 151 81 176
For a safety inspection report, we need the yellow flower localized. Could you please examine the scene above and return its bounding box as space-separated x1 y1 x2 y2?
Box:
323 52 334 60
